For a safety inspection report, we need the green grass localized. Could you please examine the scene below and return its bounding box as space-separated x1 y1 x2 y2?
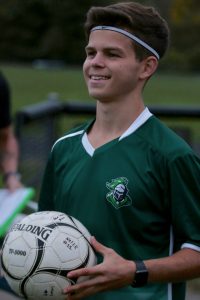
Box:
144 72 200 105
1 64 200 113
1 64 200 144
1 64 90 113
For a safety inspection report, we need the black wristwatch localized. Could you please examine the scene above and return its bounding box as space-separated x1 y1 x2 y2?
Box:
3 171 21 183
131 260 148 288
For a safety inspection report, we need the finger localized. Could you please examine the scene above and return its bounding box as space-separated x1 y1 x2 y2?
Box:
90 236 111 256
67 263 102 278
64 276 104 299
65 273 103 293
65 286 98 300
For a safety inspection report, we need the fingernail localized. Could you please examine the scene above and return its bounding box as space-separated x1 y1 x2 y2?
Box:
62 289 67 295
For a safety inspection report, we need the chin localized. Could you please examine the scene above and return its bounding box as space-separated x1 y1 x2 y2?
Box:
90 94 110 102
88 90 110 101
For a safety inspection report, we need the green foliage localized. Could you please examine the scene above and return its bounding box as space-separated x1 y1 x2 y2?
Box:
0 0 115 64
0 0 50 60
169 0 200 71
0 0 199 70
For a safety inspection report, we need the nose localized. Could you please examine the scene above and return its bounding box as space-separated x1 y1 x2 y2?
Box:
91 52 105 67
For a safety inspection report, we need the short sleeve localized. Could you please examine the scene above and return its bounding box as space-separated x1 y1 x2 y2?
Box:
168 151 200 252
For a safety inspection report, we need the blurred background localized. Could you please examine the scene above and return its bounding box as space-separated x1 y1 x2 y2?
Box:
0 0 199 109
0 0 200 71
0 1 200 298
0 0 200 107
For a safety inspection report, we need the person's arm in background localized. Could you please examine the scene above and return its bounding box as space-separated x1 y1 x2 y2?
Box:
0 125 22 191
0 72 22 191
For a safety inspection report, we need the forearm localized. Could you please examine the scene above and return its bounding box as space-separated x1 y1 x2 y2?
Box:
0 126 22 190
145 248 200 284
63 239 200 299
0 126 19 174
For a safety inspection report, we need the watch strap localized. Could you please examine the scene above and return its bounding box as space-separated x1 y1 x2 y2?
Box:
132 260 148 288
3 171 21 183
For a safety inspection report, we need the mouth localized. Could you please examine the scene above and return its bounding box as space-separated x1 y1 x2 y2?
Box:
89 75 110 80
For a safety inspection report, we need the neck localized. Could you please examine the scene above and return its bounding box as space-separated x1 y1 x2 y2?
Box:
97 94 144 130
88 96 145 148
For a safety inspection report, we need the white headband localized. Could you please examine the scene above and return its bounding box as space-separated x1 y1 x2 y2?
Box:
91 25 160 60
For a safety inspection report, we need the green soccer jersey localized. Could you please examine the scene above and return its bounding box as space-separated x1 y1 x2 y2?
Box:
39 108 200 300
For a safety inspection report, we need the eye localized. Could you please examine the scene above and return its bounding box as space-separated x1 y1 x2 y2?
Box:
86 50 96 58
107 51 121 58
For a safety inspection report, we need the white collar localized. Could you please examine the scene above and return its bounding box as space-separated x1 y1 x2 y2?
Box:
119 107 152 141
82 107 152 156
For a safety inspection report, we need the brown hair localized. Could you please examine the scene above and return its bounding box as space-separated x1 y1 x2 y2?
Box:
84 2 169 60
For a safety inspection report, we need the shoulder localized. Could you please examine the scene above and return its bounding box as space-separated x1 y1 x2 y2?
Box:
51 121 91 152
137 115 196 161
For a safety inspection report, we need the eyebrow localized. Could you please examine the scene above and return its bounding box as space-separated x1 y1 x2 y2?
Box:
85 45 125 53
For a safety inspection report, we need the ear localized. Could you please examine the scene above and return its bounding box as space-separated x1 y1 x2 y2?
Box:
139 56 158 80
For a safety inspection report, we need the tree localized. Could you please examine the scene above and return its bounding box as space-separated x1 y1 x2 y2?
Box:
169 0 200 71
0 0 115 63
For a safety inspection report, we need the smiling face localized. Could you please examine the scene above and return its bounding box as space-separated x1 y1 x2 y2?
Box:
83 30 146 103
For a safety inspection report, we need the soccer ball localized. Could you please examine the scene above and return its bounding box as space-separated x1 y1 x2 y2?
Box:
1 211 97 299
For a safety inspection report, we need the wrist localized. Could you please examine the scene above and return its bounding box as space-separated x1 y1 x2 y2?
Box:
131 260 149 288
3 171 21 183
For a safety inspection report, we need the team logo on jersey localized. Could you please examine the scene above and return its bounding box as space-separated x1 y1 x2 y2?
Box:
106 177 132 209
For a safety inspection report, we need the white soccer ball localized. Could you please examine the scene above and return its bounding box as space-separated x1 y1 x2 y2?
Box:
1 211 97 299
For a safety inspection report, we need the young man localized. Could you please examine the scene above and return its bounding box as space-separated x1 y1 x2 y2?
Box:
38 2 200 300
0 72 22 191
